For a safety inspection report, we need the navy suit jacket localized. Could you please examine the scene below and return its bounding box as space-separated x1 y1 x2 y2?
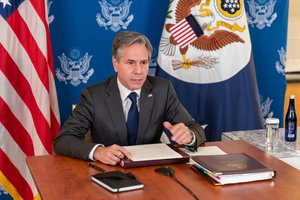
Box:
53 76 206 160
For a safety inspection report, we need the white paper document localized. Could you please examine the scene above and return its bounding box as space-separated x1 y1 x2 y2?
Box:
179 146 227 156
179 146 227 165
280 157 300 170
124 143 182 162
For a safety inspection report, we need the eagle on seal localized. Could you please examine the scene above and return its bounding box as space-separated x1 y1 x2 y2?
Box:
163 0 245 69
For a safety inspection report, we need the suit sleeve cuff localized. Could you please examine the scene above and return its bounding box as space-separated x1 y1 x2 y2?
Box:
184 130 197 152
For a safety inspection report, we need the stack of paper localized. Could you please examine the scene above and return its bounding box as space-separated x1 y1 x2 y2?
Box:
191 153 276 185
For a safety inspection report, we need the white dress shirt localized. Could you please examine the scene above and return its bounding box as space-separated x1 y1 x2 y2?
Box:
117 79 141 121
88 78 140 160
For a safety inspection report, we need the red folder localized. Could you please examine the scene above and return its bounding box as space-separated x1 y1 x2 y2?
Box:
120 144 189 168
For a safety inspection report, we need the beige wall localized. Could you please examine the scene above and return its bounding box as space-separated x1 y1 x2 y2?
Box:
286 0 300 72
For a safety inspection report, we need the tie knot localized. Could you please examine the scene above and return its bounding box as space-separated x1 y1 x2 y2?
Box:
128 92 137 103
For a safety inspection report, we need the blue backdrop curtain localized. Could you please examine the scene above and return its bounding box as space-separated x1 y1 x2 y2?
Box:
49 0 169 123
245 0 289 126
49 0 289 137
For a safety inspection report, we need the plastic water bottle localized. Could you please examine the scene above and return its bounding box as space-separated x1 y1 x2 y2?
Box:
285 95 297 141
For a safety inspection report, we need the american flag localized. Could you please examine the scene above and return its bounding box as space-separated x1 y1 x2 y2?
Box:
0 0 60 199
169 14 203 49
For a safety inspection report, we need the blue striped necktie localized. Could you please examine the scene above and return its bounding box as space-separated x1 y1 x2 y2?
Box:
126 92 139 145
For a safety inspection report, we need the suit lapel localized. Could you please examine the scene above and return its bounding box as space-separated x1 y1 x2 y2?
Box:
136 78 154 144
105 77 128 145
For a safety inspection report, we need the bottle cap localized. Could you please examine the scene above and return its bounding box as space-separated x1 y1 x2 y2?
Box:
290 95 295 99
265 118 280 124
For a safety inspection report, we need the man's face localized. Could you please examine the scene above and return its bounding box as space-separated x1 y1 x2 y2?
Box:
113 43 149 91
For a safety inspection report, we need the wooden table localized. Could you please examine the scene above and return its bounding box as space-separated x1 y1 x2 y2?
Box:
26 141 300 200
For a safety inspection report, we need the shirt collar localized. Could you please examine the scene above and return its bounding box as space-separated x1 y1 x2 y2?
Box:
117 78 141 101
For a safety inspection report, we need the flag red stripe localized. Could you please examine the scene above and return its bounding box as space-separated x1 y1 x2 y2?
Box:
50 110 60 140
179 34 196 47
170 18 187 32
0 149 33 200
29 0 61 144
7 10 49 91
171 21 189 38
176 28 194 43
180 33 197 46
30 0 55 75
0 44 53 154
46 28 55 75
174 26 191 40
0 98 34 156
180 36 197 48
29 0 60 127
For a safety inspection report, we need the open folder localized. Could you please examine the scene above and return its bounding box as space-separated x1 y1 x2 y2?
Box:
120 143 189 168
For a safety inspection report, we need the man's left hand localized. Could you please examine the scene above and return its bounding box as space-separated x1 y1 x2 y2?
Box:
163 121 193 145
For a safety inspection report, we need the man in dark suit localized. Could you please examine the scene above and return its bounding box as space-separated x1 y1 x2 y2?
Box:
53 31 206 165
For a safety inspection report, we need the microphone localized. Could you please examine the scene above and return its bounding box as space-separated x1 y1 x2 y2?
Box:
155 166 200 200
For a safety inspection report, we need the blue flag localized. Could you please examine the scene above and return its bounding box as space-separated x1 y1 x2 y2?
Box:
245 0 289 125
156 0 264 141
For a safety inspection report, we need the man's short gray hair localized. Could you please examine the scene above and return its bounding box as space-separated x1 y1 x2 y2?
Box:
112 31 153 62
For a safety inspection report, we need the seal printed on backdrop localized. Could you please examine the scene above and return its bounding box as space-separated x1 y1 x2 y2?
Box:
96 0 134 32
247 0 277 30
275 47 286 76
56 49 94 86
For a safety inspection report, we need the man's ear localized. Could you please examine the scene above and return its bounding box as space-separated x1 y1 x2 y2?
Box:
112 57 118 72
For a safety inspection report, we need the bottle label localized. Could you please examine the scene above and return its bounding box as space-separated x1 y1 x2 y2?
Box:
287 122 296 138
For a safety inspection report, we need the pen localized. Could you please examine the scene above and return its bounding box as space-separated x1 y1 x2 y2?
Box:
185 145 197 153
88 163 106 172
193 164 220 180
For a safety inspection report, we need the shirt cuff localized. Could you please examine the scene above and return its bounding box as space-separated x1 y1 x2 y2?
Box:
88 144 104 161
187 130 196 146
